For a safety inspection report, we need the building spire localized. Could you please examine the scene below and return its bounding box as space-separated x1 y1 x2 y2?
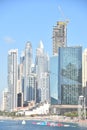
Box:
39 40 44 49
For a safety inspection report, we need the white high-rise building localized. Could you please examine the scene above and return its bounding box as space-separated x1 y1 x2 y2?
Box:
35 41 49 75
35 41 49 103
24 41 33 101
8 49 18 111
82 49 87 88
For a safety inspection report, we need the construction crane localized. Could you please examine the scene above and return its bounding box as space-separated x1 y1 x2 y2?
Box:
58 5 69 25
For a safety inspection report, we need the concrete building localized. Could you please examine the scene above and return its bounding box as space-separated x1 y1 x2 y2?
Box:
8 49 18 111
53 21 67 55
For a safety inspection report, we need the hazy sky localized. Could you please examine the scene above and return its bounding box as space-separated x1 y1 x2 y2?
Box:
0 0 87 93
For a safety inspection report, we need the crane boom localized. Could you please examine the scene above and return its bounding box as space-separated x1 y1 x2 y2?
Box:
58 5 69 25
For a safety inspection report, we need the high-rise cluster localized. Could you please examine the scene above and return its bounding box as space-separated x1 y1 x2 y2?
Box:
2 20 86 113
6 41 49 111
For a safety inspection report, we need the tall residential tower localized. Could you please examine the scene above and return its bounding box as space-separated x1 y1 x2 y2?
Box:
8 49 18 111
24 41 33 101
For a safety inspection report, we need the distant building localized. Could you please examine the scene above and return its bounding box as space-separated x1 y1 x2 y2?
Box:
8 49 18 111
17 93 23 107
58 46 82 105
50 55 58 105
2 88 9 111
20 51 25 101
26 73 37 102
17 64 24 107
35 41 49 103
53 21 67 55
40 72 50 103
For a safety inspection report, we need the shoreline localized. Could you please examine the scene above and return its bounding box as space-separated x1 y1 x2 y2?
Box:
0 115 87 126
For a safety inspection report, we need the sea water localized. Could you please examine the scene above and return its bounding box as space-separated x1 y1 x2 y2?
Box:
0 120 87 130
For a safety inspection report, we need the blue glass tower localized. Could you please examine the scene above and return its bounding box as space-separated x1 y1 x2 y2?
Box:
50 55 58 105
58 46 82 105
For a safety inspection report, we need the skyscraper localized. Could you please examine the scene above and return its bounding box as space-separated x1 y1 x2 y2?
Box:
58 46 82 105
35 41 48 75
24 41 33 101
53 21 67 55
35 41 49 103
50 55 58 105
25 41 32 75
17 64 24 107
8 49 18 111
20 51 25 98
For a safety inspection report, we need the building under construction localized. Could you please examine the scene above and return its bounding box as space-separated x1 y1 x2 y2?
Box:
53 21 67 55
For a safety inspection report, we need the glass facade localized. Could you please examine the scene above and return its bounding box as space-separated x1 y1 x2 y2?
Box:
50 55 58 105
58 47 82 105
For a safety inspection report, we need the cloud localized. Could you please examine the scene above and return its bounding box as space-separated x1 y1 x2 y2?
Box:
3 36 15 44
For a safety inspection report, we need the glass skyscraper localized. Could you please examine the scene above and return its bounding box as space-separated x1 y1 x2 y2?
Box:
50 55 58 105
58 46 82 105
